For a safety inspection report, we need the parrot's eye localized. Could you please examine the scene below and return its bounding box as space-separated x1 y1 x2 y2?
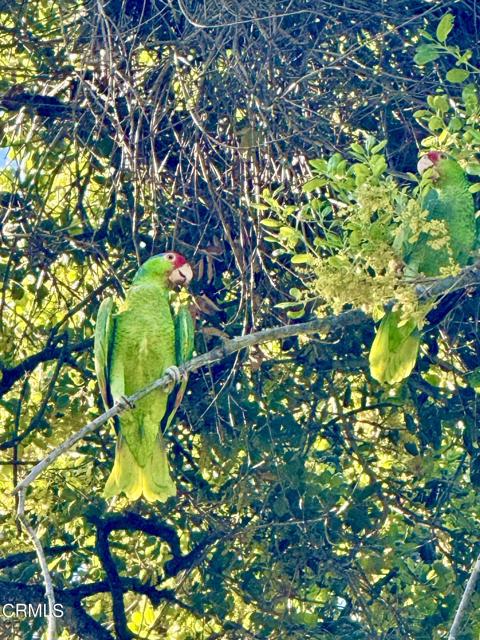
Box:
165 254 175 261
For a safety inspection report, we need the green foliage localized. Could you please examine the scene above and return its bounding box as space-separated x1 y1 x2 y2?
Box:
257 12 480 329
1 4 480 640
258 137 446 328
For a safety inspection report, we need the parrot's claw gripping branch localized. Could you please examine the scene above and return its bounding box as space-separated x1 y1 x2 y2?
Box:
165 365 185 387
118 395 135 411
10 290 477 503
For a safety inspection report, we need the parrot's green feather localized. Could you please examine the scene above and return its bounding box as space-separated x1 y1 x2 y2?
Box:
94 254 191 502
369 156 476 385
175 306 195 366
94 297 116 409
161 306 195 434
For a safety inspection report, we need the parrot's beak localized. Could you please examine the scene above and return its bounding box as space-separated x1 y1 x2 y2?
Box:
169 262 193 286
417 155 434 174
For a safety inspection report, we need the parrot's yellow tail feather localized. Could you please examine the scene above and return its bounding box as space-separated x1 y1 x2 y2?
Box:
369 310 421 385
104 435 176 502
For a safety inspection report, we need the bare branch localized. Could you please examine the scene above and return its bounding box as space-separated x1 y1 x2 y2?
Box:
10 259 480 640
448 552 480 639
415 262 480 300
16 490 57 640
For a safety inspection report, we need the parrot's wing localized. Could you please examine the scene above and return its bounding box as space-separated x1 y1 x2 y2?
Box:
161 305 195 433
175 305 195 367
94 297 117 410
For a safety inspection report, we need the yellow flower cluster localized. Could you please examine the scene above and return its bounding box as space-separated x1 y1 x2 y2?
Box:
312 179 415 316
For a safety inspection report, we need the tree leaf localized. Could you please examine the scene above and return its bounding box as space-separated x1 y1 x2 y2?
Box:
436 13 454 43
446 68 470 83
418 29 434 41
414 45 441 65
302 177 327 193
291 253 313 264
463 84 479 114
260 218 281 228
308 159 327 172
428 116 444 131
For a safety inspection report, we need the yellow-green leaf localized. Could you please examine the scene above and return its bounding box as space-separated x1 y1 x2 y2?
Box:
446 68 470 83
436 13 454 43
428 116 444 132
414 45 441 65
302 177 327 193
260 218 281 228
291 253 313 264
463 84 479 114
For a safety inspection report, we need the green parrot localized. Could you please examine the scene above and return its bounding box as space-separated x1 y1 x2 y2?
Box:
369 151 476 385
94 252 194 502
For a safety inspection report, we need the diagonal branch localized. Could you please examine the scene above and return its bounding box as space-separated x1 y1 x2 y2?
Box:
12 308 365 496
414 262 480 300
448 551 480 639
0 338 93 399
10 308 364 640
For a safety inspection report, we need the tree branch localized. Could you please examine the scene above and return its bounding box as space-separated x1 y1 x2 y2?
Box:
415 262 480 300
9 261 480 640
11 261 480 497
0 576 188 639
8 309 364 639
94 521 133 640
12 308 365 496
87 511 182 557
0 545 76 570
16 491 57 640
83 511 196 639
0 580 114 640
448 551 480 639
0 338 92 398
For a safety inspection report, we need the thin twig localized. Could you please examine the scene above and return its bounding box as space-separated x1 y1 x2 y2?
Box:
448 552 480 639
16 490 57 640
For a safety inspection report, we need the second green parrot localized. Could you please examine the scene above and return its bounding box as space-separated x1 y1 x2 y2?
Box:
369 151 476 384
94 252 194 502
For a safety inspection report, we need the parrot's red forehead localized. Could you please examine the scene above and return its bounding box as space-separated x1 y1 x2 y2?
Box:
426 151 442 165
161 252 188 268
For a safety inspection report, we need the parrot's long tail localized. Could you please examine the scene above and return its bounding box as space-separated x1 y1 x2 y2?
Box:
104 434 176 502
369 310 421 385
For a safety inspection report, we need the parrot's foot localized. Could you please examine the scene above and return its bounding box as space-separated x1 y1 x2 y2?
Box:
117 395 135 411
164 366 187 389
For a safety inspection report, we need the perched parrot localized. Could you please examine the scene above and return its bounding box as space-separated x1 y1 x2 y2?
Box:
369 151 476 385
94 252 194 501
